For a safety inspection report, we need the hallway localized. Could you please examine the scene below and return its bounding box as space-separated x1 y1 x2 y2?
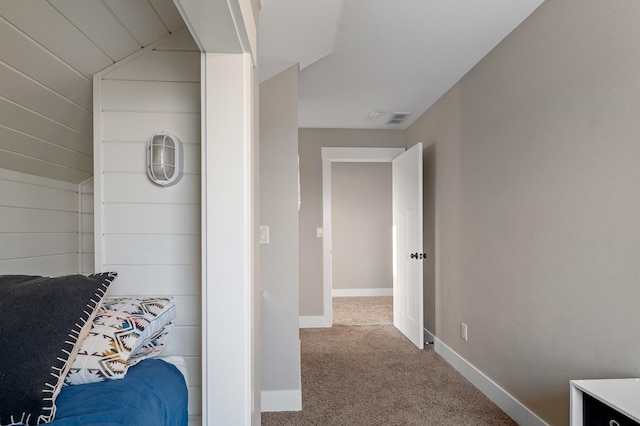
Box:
262 298 515 425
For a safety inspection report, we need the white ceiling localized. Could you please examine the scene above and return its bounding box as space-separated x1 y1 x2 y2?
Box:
259 0 545 129
0 0 545 183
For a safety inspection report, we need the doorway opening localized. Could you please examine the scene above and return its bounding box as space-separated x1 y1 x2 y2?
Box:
320 147 405 326
331 161 394 326
321 144 435 349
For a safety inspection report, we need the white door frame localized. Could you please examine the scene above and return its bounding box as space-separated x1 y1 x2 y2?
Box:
320 147 406 327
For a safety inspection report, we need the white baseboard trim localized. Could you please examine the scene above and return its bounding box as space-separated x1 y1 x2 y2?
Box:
434 338 549 426
299 315 327 328
423 328 435 344
261 389 302 412
332 288 392 297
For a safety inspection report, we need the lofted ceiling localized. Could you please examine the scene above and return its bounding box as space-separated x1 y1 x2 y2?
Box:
259 0 545 129
0 0 185 183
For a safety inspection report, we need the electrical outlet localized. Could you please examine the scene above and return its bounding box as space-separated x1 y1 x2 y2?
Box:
460 323 468 341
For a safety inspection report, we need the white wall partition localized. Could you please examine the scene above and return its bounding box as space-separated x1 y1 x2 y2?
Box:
201 51 257 426
0 168 79 275
93 30 202 422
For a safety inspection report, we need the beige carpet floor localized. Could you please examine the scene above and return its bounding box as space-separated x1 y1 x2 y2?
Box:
262 297 516 426
333 296 392 326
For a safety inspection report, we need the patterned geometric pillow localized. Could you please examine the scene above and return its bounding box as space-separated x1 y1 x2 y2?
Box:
64 297 176 385
0 272 117 426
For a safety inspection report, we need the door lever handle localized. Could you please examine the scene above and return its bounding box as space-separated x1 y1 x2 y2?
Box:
410 252 428 259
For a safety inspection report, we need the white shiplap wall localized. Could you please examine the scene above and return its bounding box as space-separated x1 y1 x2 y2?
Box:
94 30 201 421
79 178 94 274
0 0 186 183
0 168 79 275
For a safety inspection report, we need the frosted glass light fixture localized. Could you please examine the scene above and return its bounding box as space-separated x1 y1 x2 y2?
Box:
147 131 182 186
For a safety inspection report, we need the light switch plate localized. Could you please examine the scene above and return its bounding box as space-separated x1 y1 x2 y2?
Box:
316 227 324 238
259 225 269 244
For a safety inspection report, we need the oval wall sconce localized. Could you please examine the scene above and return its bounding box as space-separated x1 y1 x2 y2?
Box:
147 131 182 186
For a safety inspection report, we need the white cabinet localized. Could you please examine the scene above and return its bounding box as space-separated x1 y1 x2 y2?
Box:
570 379 640 425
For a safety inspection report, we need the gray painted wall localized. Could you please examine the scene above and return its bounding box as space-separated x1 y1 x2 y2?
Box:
408 0 640 424
331 162 392 291
298 129 406 316
259 65 301 398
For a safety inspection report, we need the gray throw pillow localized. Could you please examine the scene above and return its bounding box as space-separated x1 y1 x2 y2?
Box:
0 272 117 425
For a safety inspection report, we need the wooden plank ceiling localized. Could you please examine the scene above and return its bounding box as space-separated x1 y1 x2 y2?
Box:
0 0 186 183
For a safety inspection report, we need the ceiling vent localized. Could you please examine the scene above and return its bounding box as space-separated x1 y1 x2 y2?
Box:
387 112 411 125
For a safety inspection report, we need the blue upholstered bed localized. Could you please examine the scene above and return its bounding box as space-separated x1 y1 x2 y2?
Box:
0 274 188 426
50 359 188 426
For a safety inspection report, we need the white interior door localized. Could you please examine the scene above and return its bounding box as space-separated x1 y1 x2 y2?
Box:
392 143 423 349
